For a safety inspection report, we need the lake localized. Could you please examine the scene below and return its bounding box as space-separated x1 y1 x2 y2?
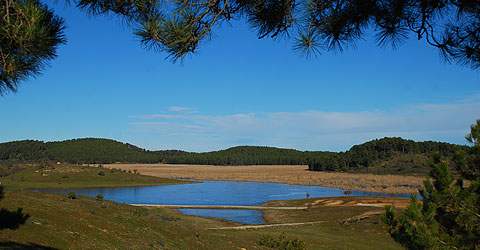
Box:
35 180 411 224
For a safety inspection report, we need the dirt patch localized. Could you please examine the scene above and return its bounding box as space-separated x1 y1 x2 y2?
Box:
303 197 411 209
104 164 425 194
324 200 343 206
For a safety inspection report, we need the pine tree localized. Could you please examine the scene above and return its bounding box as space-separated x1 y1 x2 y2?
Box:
0 0 66 94
2 0 480 94
75 0 480 67
383 119 480 249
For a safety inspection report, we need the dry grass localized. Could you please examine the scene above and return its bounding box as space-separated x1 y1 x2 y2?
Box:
104 164 425 194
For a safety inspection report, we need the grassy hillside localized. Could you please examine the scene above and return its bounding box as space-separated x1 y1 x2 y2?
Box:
0 164 191 191
0 191 404 249
348 153 434 175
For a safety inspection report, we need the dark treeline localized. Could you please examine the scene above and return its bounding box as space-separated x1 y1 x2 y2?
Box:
0 138 466 173
166 146 334 165
308 137 467 172
0 138 330 165
0 138 187 164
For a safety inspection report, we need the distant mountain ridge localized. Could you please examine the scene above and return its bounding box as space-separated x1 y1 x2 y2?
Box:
0 137 468 174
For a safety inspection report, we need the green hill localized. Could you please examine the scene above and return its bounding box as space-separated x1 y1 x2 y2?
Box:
166 146 333 165
0 139 331 165
0 137 468 175
0 138 187 164
307 137 467 174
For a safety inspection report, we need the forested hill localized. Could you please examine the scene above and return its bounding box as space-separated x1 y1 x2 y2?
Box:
0 139 330 165
0 138 187 164
165 146 334 165
308 137 467 174
0 137 467 174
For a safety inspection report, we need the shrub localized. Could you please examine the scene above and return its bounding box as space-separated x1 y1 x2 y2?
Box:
67 191 76 200
159 215 180 221
98 171 105 176
157 238 165 247
257 232 306 250
95 194 104 201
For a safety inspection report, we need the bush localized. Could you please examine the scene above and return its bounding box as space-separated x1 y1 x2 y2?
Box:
257 232 306 250
157 238 165 247
159 215 180 221
98 171 105 176
67 191 76 200
95 194 104 201
110 168 120 173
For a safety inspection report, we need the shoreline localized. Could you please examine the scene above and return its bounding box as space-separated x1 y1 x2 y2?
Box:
131 204 308 210
25 180 197 191
105 164 426 194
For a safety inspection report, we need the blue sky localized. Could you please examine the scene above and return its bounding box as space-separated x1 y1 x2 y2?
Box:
1 2 479 152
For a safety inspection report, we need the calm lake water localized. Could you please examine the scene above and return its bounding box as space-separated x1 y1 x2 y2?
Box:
36 180 410 224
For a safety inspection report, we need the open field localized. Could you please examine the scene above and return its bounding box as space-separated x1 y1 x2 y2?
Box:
105 164 425 194
0 164 192 191
0 190 406 249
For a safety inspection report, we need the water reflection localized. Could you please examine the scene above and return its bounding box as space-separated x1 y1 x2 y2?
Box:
35 180 412 224
177 209 264 225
